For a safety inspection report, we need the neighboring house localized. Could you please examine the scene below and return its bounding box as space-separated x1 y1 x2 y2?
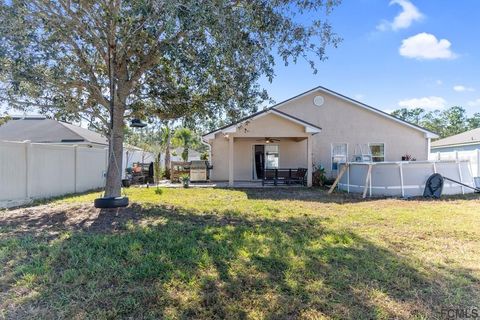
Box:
0 116 108 147
202 86 438 186
431 128 480 152
0 116 154 178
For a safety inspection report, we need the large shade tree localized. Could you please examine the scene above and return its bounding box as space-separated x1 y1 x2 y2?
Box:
0 0 341 197
391 106 480 138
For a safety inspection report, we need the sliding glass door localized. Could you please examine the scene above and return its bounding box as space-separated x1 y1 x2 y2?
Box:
253 144 279 179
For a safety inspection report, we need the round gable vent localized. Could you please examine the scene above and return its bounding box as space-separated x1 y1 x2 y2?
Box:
313 95 324 107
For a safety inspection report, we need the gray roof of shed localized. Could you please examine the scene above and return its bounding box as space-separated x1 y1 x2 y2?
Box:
0 118 108 145
431 127 480 148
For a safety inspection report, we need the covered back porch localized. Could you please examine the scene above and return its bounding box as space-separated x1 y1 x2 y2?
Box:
203 109 322 187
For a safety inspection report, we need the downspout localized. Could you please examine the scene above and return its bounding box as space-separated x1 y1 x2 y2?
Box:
201 137 212 161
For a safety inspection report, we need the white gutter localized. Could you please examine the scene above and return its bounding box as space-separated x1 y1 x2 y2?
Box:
200 137 212 162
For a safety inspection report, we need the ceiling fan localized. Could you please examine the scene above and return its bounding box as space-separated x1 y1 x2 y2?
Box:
256 137 280 143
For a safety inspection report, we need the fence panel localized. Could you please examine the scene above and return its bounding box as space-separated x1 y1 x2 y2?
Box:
0 141 107 208
0 141 27 202
76 147 107 192
30 144 76 198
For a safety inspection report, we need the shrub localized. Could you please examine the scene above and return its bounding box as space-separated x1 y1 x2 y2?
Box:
312 164 327 187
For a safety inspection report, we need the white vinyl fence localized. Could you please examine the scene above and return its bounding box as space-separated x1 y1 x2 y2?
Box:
122 148 156 178
429 150 480 177
0 140 107 208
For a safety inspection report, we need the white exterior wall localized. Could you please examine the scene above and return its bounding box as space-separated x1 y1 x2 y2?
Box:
277 91 430 178
0 141 108 208
206 89 433 182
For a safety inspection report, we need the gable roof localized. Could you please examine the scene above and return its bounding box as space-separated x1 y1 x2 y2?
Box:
203 86 439 139
431 127 480 148
202 107 322 139
0 118 108 145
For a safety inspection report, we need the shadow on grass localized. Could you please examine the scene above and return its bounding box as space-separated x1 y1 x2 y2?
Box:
1 203 478 319
240 187 480 204
236 187 368 204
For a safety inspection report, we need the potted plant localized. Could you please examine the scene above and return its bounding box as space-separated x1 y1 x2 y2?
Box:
401 154 416 161
180 174 190 188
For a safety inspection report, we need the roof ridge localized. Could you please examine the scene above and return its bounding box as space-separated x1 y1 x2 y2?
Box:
203 85 438 138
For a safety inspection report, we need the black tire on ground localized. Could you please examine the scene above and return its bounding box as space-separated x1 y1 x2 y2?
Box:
94 197 129 209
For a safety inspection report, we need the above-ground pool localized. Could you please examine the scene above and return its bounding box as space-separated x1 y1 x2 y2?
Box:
338 160 475 197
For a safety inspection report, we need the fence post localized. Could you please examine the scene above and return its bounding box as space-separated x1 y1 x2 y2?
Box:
24 140 32 199
477 149 480 177
399 163 404 198
457 162 465 195
73 145 78 193
347 164 350 193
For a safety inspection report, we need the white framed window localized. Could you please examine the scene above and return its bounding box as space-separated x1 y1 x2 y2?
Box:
369 143 385 162
331 143 347 170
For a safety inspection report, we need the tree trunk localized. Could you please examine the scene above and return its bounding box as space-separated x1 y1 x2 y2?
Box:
165 129 171 179
104 104 125 197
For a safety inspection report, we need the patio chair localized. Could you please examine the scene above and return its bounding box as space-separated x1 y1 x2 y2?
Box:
276 169 291 185
262 169 277 186
289 168 308 185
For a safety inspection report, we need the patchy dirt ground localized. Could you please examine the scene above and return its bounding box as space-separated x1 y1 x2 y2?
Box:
0 203 143 239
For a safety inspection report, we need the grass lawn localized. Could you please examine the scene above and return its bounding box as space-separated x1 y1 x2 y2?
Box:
1 187 479 319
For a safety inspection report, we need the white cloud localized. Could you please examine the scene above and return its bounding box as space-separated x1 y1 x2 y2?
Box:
453 85 475 92
399 33 457 60
377 0 424 31
467 99 480 107
436 80 443 85
398 96 447 110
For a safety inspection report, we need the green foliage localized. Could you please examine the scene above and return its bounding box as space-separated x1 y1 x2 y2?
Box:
0 0 341 129
312 164 327 187
391 106 480 138
0 115 11 126
172 127 201 161
179 173 190 188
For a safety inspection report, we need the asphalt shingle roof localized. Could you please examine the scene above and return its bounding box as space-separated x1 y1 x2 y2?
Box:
0 118 108 145
431 127 480 147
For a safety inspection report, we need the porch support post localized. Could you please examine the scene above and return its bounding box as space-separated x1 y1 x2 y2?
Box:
228 135 234 187
307 135 313 187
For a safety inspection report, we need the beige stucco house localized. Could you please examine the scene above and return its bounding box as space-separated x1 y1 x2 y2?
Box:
202 86 438 187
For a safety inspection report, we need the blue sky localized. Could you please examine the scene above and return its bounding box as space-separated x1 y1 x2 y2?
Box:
3 1 479 118
260 0 480 115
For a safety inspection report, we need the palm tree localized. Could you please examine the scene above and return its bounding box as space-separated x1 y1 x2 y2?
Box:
172 128 194 162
